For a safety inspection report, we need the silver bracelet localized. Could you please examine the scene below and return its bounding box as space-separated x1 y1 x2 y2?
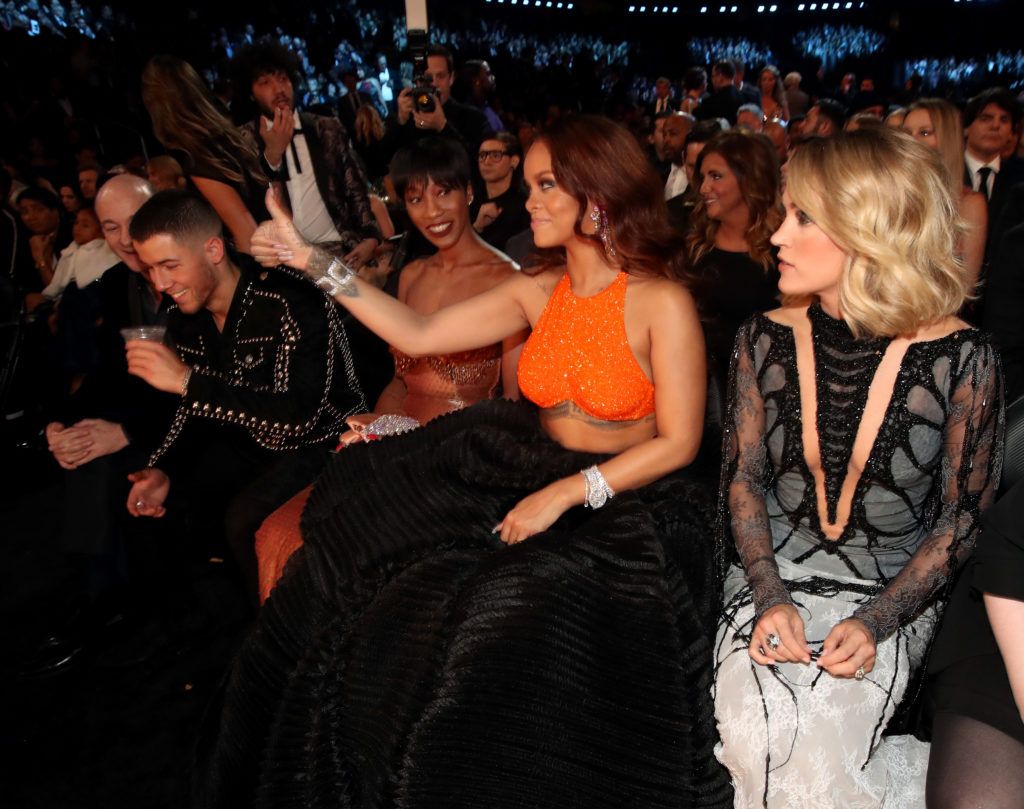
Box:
581 465 615 509
311 256 359 298
180 366 193 396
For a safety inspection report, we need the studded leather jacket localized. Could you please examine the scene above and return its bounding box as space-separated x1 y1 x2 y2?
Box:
149 262 366 469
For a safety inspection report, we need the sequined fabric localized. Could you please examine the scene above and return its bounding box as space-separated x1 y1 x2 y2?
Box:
390 344 501 424
517 271 655 421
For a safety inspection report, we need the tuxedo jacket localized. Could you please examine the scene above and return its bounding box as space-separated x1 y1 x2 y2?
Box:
240 112 380 250
983 221 1024 402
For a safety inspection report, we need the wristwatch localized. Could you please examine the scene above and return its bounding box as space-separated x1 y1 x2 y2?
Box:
313 257 357 297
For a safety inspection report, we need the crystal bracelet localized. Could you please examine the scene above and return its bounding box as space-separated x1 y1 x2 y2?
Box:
581 465 615 509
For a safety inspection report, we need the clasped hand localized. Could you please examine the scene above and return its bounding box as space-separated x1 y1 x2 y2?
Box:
495 480 574 546
46 419 129 469
750 603 876 679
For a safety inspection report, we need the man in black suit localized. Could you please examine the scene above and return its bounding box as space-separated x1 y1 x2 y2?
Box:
964 88 1024 254
695 60 743 126
647 77 677 117
337 69 376 134
732 61 761 106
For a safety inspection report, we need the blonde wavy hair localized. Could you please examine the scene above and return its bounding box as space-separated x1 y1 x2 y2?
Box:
903 98 966 201
785 127 968 338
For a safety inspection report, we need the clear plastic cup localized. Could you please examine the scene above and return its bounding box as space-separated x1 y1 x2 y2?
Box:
120 326 167 343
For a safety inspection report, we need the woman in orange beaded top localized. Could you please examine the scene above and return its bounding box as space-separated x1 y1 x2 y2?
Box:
204 116 732 808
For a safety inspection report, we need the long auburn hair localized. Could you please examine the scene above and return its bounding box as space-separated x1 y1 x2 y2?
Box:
686 130 782 272
141 55 266 187
530 114 690 283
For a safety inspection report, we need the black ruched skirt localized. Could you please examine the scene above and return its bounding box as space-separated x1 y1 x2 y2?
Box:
196 399 732 809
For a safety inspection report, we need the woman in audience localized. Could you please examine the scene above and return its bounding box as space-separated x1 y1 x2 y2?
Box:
758 65 790 123
351 104 391 185
902 98 988 293
201 115 731 809
141 55 268 254
16 186 71 295
687 130 782 391
927 479 1024 809
714 127 1002 807
253 137 523 602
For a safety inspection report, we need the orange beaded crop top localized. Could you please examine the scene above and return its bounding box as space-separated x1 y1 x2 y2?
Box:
517 271 656 421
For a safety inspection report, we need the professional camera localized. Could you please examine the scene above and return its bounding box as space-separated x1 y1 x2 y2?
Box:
408 27 437 113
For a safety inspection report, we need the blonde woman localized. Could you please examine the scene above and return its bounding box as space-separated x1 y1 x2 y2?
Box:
903 98 988 292
713 128 1003 807
141 55 268 253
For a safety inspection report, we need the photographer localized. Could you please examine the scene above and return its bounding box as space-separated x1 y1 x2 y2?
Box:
390 44 488 165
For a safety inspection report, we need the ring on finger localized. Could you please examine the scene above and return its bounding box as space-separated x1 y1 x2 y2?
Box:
855 665 866 681
765 632 781 651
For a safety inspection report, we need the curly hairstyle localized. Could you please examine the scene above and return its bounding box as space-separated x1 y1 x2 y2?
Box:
229 38 302 97
530 114 689 282
141 55 266 188
785 127 968 338
686 130 782 272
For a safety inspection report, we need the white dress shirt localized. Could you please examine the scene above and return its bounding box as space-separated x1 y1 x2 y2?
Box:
964 150 1001 199
283 111 344 244
665 163 689 201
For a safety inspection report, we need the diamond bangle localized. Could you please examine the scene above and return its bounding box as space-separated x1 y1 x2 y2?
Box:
581 465 615 509
312 257 358 297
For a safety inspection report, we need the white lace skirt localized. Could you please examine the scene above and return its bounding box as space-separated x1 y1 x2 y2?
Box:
713 557 934 809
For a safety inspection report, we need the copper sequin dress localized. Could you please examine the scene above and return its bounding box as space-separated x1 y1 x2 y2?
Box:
713 305 1003 808
253 345 502 602
200 273 733 809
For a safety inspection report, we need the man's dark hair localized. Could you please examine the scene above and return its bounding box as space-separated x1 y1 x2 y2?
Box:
128 189 223 244
964 87 1022 129
731 59 745 79
16 186 60 210
682 67 707 93
78 162 105 176
712 60 736 81
483 130 522 159
813 99 847 132
390 137 470 198
426 44 454 75
231 38 301 95
685 120 723 149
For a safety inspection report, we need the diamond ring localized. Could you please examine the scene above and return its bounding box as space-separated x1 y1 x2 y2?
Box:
855 665 866 681
765 633 781 651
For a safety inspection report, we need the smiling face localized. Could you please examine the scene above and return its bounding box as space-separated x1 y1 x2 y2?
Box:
96 185 150 272
134 233 224 314
901 108 938 151
699 151 746 223
251 70 294 117
771 189 847 302
523 140 582 249
404 178 471 249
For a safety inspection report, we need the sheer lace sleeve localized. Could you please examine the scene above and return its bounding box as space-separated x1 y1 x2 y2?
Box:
852 341 1004 642
719 320 794 618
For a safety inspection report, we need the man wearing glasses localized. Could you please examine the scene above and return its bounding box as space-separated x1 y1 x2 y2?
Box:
473 132 530 253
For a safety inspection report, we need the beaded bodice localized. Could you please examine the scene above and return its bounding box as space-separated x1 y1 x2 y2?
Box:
517 272 655 421
720 305 1003 641
390 344 501 424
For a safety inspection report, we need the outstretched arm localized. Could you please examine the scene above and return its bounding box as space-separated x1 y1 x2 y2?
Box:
252 189 531 356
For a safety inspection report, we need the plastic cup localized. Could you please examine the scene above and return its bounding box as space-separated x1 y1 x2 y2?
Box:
120 326 167 343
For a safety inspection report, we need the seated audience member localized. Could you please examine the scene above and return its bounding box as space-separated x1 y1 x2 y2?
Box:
736 103 764 133
16 186 71 294
927 478 1024 809
146 155 186 191
804 98 846 137
647 111 674 181
663 112 695 201
58 182 83 215
123 190 366 606
903 98 988 293
473 131 530 251
78 163 104 201
37 204 118 304
352 104 391 184
687 130 782 391
254 137 524 601
666 119 722 232
141 55 269 254
231 39 382 270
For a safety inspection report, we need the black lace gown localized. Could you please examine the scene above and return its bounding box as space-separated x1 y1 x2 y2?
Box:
713 304 1003 808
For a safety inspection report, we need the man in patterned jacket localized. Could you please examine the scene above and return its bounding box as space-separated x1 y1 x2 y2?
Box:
232 40 381 270
123 190 366 606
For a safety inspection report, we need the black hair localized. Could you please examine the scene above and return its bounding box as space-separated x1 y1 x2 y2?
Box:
685 119 723 149
16 186 60 210
128 189 223 244
426 44 454 75
230 38 301 96
682 66 707 92
964 87 1022 129
712 60 736 80
813 98 847 132
484 130 522 159
389 137 471 198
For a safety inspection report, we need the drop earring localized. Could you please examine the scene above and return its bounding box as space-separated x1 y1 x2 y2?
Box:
589 204 616 259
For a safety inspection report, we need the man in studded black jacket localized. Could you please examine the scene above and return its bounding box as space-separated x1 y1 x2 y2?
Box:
124 190 366 604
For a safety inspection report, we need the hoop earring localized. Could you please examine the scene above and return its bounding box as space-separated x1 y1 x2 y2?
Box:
589 205 616 259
